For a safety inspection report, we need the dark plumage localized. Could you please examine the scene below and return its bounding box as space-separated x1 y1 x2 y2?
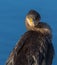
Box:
6 10 54 65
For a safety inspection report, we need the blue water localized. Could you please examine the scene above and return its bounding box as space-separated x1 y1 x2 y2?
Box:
0 0 57 65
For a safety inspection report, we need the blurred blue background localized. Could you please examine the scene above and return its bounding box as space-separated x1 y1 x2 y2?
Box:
0 0 57 65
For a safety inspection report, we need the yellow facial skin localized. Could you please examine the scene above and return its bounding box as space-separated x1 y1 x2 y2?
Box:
26 17 34 27
29 17 33 23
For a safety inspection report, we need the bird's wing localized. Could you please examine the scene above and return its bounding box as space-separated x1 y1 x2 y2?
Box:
45 37 54 65
6 31 31 65
35 36 54 65
47 43 54 65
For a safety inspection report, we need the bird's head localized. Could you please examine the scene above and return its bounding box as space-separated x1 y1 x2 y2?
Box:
25 10 52 39
25 10 41 30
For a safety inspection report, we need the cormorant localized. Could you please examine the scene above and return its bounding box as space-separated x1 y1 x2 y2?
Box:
6 10 54 65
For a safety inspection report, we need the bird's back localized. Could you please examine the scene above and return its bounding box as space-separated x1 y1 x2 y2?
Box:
6 31 54 65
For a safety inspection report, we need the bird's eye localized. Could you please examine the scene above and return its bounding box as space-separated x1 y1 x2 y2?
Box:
34 17 38 20
35 17 38 20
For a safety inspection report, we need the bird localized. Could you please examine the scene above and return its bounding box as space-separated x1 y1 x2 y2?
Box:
6 10 54 65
